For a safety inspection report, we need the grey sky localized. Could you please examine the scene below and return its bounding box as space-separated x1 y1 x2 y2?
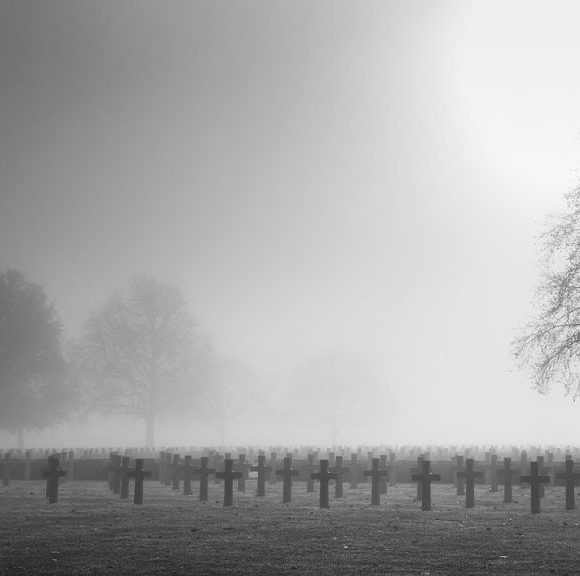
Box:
2 1 580 446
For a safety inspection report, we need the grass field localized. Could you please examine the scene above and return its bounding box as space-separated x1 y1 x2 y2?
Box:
1 478 580 575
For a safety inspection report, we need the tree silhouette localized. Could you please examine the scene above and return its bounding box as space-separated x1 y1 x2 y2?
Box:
71 275 210 446
515 187 580 397
0 269 71 448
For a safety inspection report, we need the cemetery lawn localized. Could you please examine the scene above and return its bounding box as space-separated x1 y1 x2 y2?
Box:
1 481 580 575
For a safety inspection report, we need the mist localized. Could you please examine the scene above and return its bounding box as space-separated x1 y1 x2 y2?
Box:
2 1 580 450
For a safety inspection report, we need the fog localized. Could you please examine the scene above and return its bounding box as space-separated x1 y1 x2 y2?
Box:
2 1 580 449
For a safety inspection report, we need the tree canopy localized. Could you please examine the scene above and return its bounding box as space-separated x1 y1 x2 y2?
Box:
71 275 210 446
0 268 70 444
514 187 580 397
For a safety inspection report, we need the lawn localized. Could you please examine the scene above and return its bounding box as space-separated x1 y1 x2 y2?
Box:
1 478 579 575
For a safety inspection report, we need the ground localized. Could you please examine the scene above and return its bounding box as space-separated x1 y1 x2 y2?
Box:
1 479 579 575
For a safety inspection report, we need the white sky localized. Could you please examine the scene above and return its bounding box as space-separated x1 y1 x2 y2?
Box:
2 0 580 447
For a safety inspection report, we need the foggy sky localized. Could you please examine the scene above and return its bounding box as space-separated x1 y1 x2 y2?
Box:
2 1 580 447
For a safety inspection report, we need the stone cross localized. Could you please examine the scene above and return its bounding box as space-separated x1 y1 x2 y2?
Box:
171 454 181 491
388 452 396 486
410 455 425 501
349 454 361 489
520 461 551 514
453 455 465 496
364 458 389 505
411 460 441 511
127 458 152 505
311 459 338 508
235 454 251 492
180 455 195 495
193 456 216 502
489 454 498 492
536 455 551 498
301 454 316 493
251 455 272 497
276 456 300 503
216 458 242 506
119 456 131 499
497 457 519 503
330 456 350 499
43 455 66 504
555 458 580 511
456 458 484 508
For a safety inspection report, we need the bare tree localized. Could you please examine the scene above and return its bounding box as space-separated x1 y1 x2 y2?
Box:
514 187 580 397
71 275 210 446
289 351 375 445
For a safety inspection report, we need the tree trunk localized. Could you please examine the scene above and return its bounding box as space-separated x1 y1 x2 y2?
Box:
16 427 24 451
145 411 155 448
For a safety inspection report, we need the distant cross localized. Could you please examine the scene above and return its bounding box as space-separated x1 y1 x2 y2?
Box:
171 454 181 491
107 452 118 491
536 455 551 498
379 454 388 494
410 455 425 501
268 452 278 484
312 459 338 508
127 458 152 505
181 455 194 495
364 458 389 505
42 455 66 504
216 458 242 507
276 456 300 504
301 454 316 493
520 461 551 514
388 452 396 486
119 456 130 499
453 455 465 496
456 459 484 508
235 454 251 492
163 452 173 487
112 454 122 494
497 457 520 503
411 460 441 511
193 456 216 502
519 450 528 481
251 455 272 497
489 454 498 492
330 456 350 499
349 454 361 489
555 458 580 511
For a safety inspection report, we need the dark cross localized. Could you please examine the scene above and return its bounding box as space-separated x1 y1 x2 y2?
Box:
555 458 580 511
193 456 216 502
163 452 173 487
330 455 350 499
453 455 465 496
112 454 122 494
157 451 167 485
302 454 316 493
181 455 194 495
127 458 152 505
235 454 251 492
311 459 338 509
251 455 272 497
171 454 181 491
268 452 278 483
536 455 551 498
107 452 118 491
489 454 498 492
519 450 528 482
456 459 484 508
119 456 130 499
66 451 75 482
216 458 242 507
389 452 397 486
410 455 425 501
349 454 360 489
411 460 441 511
520 461 551 514
275 456 300 503
379 454 388 494
42 455 66 504
497 457 520 503
364 458 389 505
2 453 10 487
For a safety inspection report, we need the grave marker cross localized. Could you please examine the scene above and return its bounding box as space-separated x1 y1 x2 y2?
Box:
216 458 242 507
456 458 484 508
555 458 580 511
251 455 272 497
520 461 551 514
119 456 130 499
497 457 520 503
276 456 300 503
364 458 389 505
411 460 441 511
311 459 338 509
180 455 195 496
127 459 152 505
330 456 350 499
193 456 216 502
42 455 66 504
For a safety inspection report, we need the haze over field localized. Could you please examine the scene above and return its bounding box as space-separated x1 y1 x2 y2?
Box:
2 1 580 448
